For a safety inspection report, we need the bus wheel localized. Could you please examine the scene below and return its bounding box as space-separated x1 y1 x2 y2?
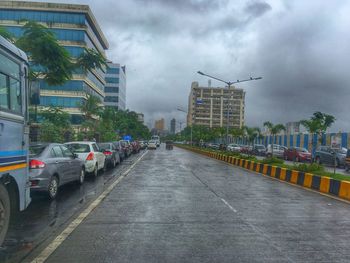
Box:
0 184 10 246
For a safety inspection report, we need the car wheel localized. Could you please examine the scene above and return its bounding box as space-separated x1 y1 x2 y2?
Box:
112 157 117 168
93 164 98 178
48 176 59 200
0 184 10 246
103 161 107 172
315 157 321 164
78 168 85 185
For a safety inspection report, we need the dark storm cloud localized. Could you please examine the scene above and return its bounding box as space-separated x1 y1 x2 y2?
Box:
33 0 350 130
244 1 272 17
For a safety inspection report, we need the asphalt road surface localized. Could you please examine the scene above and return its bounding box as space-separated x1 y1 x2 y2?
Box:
5 145 350 262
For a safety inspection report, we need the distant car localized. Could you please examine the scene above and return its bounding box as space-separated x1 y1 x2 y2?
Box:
148 140 157 149
284 147 311 162
346 149 350 171
227 144 241 152
120 140 132 157
112 141 126 161
29 143 85 199
65 142 106 177
98 142 120 168
252 144 266 156
209 143 220 150
139 141 147 150
131 141 141 153
314 146 347 167
240 145 253 154
266 144 287 158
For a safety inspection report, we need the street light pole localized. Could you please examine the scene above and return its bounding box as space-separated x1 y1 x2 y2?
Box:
197 71 262 145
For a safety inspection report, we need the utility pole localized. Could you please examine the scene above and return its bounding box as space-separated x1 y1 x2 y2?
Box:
197 71 262 145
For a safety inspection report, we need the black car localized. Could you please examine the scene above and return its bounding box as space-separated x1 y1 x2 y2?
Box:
98 143 120 168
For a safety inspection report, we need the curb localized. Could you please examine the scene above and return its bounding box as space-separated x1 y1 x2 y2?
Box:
176 145 350 202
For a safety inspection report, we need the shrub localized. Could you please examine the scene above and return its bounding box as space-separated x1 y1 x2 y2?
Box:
292 163 325 173
261 157 284 165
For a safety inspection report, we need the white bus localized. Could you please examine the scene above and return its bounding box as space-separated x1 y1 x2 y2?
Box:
0 36 31 245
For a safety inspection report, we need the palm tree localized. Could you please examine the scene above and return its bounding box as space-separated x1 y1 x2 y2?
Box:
300 112 335 155
263 121 285 157
243 126 261 156
79 95 102 121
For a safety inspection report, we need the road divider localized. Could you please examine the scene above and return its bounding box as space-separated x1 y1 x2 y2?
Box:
176 145 350 202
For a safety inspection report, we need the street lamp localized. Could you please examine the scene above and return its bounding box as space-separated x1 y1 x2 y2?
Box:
197 71 262 145
177 108 193 146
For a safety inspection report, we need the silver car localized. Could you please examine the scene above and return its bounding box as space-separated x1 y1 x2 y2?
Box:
29 143 85 199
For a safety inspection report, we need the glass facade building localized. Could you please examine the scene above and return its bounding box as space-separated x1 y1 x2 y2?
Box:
0 1 109 124
104 62 126 110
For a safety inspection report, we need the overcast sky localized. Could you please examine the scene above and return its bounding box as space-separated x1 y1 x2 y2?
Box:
35 0 350 131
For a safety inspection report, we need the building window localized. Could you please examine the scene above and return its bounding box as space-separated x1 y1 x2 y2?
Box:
105 77 119 84
106 67 119 74
104 96 118 102
105 86 119 93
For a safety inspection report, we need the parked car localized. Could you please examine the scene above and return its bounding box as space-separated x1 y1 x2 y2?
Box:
131 141 141 153
227 144 241 152
346 149 350 171
120 140 132 157
113 141 126 161
98 142 120 168
240 145 253 154
65 142 106 177
147 140 157 149
314 146 347 167
208 143 220 150
266 144 287 158
284 147 312 162
252 144 266 156
29 143 85 199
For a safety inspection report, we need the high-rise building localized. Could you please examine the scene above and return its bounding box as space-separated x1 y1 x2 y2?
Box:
170 118 176 134
187 82 245 129
154 118 165 131
104 62 126 110
137 113 144 123
0 1 109 124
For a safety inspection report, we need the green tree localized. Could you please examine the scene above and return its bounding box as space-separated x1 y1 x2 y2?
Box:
77 48 107 73
79 95 102 121
263 121 285 157
300 112 335 153
230 128 244 144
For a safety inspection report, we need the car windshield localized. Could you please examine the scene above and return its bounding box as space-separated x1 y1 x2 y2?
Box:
255 145 265 149
98 143 111 150
66 144 90 153
296 148 308 153
336 148 347 154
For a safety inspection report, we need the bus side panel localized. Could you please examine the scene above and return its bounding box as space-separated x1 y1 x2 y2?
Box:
0 117 30 211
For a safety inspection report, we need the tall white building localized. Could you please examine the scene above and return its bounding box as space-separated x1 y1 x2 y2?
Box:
187 82 245 129
104 62 126 110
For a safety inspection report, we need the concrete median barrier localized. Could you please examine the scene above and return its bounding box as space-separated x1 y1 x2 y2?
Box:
176 145 350 202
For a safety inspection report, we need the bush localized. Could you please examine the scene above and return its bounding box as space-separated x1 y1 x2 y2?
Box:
292 163 325 173
261 157 284 165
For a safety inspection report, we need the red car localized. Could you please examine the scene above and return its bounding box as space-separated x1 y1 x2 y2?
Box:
131 141 141 154
284 147 312 162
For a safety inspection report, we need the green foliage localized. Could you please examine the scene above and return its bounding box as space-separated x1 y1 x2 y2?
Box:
40 106 71 129
300 112 335 137
39 120 65 143
261 157 284 165
79 95 102 121
243 126 261 145
0 26 14 42
263 121 285 135
15 21 73 85
291 163 325 173
77 48 107 73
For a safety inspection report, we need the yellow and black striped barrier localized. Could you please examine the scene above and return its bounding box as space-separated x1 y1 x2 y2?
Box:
175 145 350 202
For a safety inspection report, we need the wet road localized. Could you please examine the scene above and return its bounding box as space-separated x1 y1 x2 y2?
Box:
7 145 350 262
0 153 143 263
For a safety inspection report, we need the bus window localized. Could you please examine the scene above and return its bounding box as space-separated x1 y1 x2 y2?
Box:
10 77 21 112
0 73 8 109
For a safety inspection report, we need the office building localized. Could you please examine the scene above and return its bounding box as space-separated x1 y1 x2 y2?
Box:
104 62 126 110
170 118 176 134
187 81 245 129
0 1 109 124
155 118 165 131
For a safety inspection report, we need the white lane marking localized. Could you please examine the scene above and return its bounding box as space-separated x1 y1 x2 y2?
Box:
31 151 148 263
221 198 237 213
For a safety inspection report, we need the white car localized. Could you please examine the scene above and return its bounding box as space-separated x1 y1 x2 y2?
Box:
227 144 241 152
147 140 157 149
266 144 287 158
65 142 106 177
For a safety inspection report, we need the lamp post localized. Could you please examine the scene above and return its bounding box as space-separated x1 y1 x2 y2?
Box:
177 108 192 146
197 71 262 145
